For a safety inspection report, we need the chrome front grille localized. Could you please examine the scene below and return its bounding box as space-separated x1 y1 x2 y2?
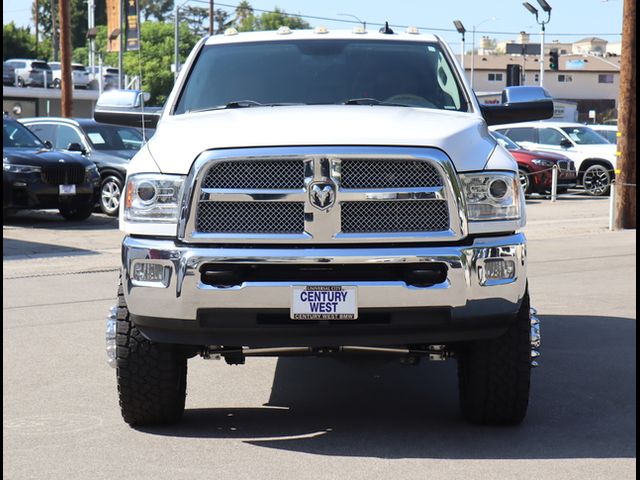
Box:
341 200 449 233
202 159 305 189
184 147 465 244
341 159 443 189
196 202 305 233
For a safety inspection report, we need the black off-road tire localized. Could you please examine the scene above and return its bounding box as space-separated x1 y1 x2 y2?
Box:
457 290 532 425
115 281 187 426
59 202 94 221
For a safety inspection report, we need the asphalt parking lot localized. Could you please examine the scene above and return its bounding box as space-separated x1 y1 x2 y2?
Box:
3 193 636 480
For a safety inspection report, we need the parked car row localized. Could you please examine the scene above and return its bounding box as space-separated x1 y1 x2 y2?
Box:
3 115 149 221
3 59 120 90
491 121 618 196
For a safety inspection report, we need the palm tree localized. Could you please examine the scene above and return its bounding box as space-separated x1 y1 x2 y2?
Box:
234 1 253 25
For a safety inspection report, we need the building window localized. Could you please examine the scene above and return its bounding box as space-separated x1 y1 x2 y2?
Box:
598 74 614 84
487 73 503 82
558 74 573 83
534 73 539 83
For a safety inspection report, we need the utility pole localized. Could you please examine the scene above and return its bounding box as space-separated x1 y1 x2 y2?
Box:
59 0 72 117
51 0 59 61
119 0 124 88
88 0 95 85
35 0 39 58
209 1 214 35
615 0 636 229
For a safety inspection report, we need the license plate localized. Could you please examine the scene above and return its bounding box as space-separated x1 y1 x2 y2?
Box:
59 184 76 195
291 286 358 320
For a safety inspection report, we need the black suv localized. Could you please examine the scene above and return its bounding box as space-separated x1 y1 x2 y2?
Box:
3 117 100 220
20 117 148 216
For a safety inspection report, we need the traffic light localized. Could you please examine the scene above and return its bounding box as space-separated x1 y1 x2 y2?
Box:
549 49 559 71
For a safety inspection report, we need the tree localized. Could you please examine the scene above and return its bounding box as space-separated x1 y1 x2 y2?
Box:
236 6 311 32
32 0 106 58
3 22 36 60
74 22 198 105
214 8 233 34
234 1 253 25
139 0 173 22
181 6 209 38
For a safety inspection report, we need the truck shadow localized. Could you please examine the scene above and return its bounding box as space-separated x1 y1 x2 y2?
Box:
3 209 118 230
142 314 636 460
2 238 98 260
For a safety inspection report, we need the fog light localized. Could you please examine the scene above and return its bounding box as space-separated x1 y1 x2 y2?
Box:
132 262 170 287
480 259 516 285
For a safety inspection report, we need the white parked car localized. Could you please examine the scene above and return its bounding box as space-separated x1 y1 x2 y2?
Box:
590 124 618 145
491 122 617 196
4 58 53 88
87 66 120 90
48 62 91 89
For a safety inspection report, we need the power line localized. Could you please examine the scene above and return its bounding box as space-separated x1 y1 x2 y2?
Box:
187 0 622 37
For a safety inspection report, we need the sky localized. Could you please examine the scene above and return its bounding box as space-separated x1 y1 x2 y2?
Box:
3 0 624 51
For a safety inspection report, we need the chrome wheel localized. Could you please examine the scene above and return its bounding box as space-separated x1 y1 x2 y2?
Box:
519 169 532 195
583 165 611 196
100 176 122 216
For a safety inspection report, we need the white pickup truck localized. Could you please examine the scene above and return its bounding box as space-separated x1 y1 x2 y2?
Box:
97 26 551 427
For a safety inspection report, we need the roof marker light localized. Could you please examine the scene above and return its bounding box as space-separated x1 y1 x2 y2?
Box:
352 26 367 34
314 26 329 34
406 26 420 35
277 26 292 35
224 28 238 36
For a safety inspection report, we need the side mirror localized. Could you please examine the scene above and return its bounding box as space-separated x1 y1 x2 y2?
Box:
94 89 161 129
67 142 86 154
480 86 554 126
560 138 573 149
43 140 53 149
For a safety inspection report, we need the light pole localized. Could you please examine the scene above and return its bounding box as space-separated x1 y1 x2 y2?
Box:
337 13 366 31
523 0 552 88
470 17 496 90
174 1 191 81
453 20 466 76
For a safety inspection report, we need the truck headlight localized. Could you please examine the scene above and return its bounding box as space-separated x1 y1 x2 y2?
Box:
460 172 522 221
124 174 185 223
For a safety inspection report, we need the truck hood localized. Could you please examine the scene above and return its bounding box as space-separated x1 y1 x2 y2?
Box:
146 105 495 174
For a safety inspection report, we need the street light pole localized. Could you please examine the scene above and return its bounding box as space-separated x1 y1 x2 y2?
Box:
470 17 496 89
453 20 466 75
523 1 552 88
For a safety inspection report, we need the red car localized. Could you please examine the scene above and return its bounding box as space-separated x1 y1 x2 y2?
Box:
493 131 577 195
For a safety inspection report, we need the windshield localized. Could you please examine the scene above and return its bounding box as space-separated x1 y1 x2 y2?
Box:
561 126 609 145
31 62 51 70
492 131 521 150
3 119 45 149
83 125 144 151
175 39 468 114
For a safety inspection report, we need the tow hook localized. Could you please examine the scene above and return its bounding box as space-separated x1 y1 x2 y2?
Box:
530 308 541 367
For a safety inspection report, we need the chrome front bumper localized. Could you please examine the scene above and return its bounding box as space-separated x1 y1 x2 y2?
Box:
122 233 527 322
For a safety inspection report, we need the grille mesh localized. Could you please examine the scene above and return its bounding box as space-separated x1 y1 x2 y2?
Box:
202 160 305 189
341 159 443 189
341 200 449 233
197 202 304 234
41 164 86 185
